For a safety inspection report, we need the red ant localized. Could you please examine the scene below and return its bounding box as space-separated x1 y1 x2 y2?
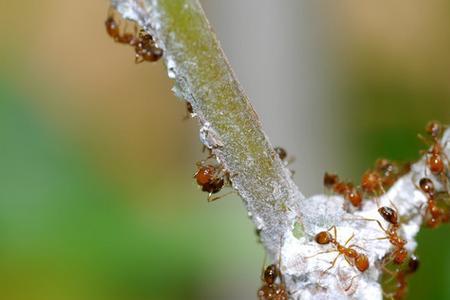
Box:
374 159 411 190
361 159 411 202
258 239 288 300
361 169 385 197
194 159 232 202
105 9 138 46
135 30 163 63
418 177 450 228
382 255 419 300
258 264 288 300
359 205 408 265
323 173 362 207
418 121 449 184
309 226 369 274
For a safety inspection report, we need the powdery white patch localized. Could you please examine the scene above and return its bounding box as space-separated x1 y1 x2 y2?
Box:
281 131 450 299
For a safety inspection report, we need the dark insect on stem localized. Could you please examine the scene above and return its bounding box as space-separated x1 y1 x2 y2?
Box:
105 9 138 46
418 121 449 186
135 30 164 63
418 177 450 228
194 157 232 202
258 239 288 300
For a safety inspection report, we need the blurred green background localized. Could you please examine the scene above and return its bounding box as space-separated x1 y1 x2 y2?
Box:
0 1 449 299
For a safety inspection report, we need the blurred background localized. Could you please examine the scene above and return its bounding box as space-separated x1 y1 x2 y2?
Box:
0 0 449 299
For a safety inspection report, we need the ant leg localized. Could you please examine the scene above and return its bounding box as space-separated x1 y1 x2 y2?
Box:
207 190 233 202
321 253 341 275
304 249 338 259
389 201 399 215
195 159 209 168
344 232 355 246
343 255 354 267
286 156 296 166
348 244 367 252
193 169 200 178
366 236 389 241
347 217 388 233
360 217 388 233
373 196 380 208
417 134 432 146
325 225 338 241
135 55 144 64
260 252 267 281
344 274 359 292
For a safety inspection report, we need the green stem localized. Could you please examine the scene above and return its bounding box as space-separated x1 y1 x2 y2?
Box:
113 0 304 256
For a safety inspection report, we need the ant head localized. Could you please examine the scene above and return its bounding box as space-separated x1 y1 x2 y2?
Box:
425 120 441 138
315 231 332 244
105 16 120 38
378 206 398 224
361 170 382 192
347 188 362 207
375 158 394 174
323 172 338 189
419 177 435 196
263 264 279 285
274 147 287 161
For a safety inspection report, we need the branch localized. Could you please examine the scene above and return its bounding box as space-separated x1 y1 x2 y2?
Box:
112 0 304 256
110 1 448 299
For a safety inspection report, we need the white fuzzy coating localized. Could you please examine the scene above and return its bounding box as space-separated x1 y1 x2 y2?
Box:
281 130 450 299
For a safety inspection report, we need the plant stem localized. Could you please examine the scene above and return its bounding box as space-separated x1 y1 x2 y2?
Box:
112 0 304 256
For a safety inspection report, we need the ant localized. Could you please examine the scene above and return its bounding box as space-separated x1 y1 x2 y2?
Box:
274 147 295 178
360 169 385 198
323 173 362 207
361 159 411 202
418 177 450 228
309 226 369 274
258 238 288 300
274 147 287 161
374 159 411 190
183 102 195 120
418 121 449 184
258 264 288 300
194 159 232 202
135 30 163 63
359 205 408 265
105 9 138 46
382 255 420 300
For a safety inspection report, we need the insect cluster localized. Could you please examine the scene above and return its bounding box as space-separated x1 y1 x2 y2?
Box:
105 7 163 63
309 120 450 299
104 8 449 298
